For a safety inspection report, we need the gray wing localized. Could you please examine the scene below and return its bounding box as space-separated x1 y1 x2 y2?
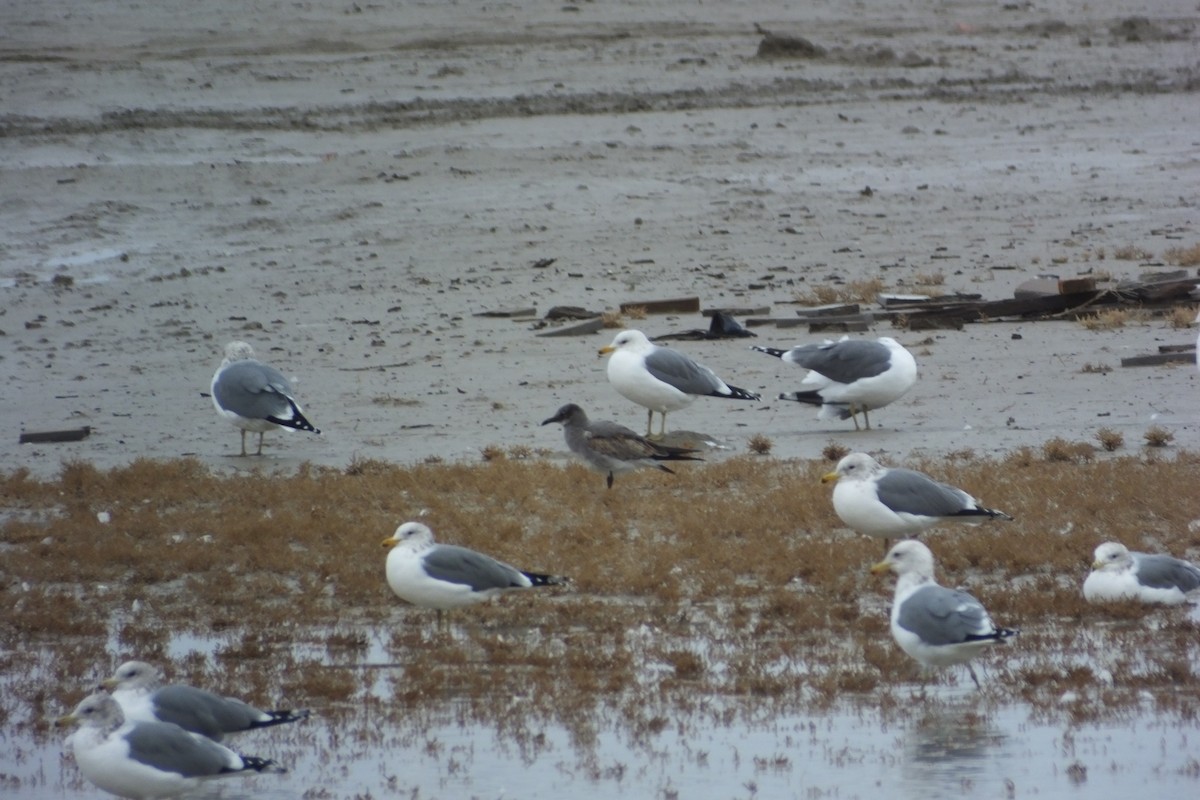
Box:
421 545 528 591
212 360 295 420
581 420 661 461
783 340 891 384
152 686 263 738
874 469 973 517
124 721 232 777
1134 554 1200 592
642 347 727 394
897 585 992 645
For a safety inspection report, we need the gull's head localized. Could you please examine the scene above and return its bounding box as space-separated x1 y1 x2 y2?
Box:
598 329 651 357
821 452 882 485
56 692 125 733
382 521 435 550
222 341 256 363
101 660 162 692
542 403 586 427
1091 541 1134 573
871 540 935 580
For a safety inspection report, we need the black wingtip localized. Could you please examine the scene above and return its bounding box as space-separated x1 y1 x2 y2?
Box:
718 384 760 402
751 345 787 359
777 390 824 407
524 571 570 587
230 756 281 774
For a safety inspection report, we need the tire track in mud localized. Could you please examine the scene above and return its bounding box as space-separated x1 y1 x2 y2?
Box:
1 67 1193 138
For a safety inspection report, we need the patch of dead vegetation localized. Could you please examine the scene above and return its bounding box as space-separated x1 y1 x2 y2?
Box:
4 452 1200 739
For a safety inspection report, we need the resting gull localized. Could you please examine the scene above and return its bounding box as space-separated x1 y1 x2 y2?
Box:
382 521 567 612
541 402 703 488
210 341 320 456
822 452 1012 545
871 540 1018 688
102 660 309 741
1083 541 1200 605
599 329 760 438
753 336 916 430
57 692 279 800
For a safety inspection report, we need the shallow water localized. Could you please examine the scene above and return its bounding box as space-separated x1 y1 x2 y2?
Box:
16 659 1200 800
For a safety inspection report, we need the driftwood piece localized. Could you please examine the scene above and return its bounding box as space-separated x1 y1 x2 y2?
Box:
20 426 92 444
1121 352 1197 367
475 306 537 318
535 318 605 337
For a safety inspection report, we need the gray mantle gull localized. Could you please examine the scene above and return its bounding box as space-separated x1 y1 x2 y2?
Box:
872 540 1018 688
599 329 760 438
822 452 1012 545
753 336 916 430
210 341 320 456
57 692 279 800
1083 541 1200 605
102 660 309 741
382 521 568 613
541 402 703 488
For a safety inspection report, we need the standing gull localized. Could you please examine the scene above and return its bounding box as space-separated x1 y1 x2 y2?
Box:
821 452 1012 545
753 336 916 430
599 329 760 438
382 521 568 612
871 540 1018 688
541 402 703 488
210 340 320 456
1083 541 1200 605
102 660 309 741
57 692 279 800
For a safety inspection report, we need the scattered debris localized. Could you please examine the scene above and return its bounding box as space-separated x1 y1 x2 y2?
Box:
656 311 757 341
19 426 92 444
619 296 700 315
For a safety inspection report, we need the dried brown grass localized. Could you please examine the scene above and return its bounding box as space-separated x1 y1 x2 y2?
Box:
1163 243 1200 267
4 452 1200 736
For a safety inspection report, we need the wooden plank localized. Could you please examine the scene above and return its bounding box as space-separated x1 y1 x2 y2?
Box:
20 426 92 444
809 320 871 333
1120 352 1197 367
620 296 701 314
475 306 537 318
702 306 771 317
791 302 860 317
536 318 605 337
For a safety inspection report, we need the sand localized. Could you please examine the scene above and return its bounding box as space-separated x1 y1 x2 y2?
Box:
3 0 1198 478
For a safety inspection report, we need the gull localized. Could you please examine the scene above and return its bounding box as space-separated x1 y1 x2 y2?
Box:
57 692 279 800
821 452 1012 546
210 340 320 456
382 521 568 613
599 329 760 438
1083 541 1200 605
102 660 309 741
871 540 1018 688
753 336 916 430
541 402 703 488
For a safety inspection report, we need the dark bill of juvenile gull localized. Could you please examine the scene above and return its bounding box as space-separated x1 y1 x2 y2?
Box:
821 452 1012 544
210 340 320 456
541 403 703 488
752 336 916 430
1083 541 1200 605
102 660 309 741
599 329 760 439
57 692 279 800
382 521 568 613
871 540 1018 688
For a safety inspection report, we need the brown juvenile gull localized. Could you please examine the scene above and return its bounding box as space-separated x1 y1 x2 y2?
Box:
752 336 916 430
57 692 280 800
102 660 309 741
599 329 760 438
872 540 1018 688
210 340 320 456
541 402 703 488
